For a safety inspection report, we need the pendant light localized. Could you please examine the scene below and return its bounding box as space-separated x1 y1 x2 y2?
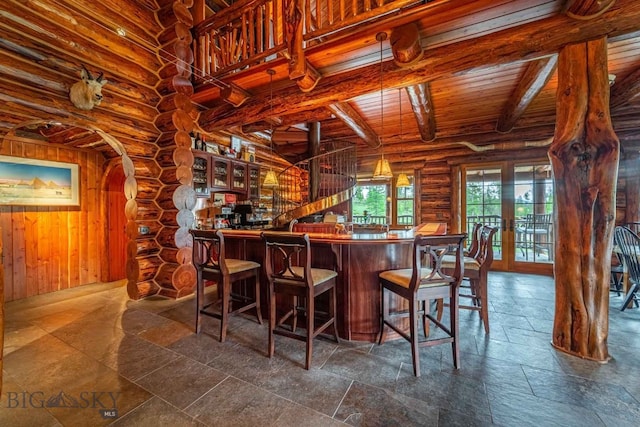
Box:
372 32 393 180
262 69 279 188
396 88 410 188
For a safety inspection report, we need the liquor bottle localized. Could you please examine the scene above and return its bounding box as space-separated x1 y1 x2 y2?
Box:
190 132 196 149
195 133 202 150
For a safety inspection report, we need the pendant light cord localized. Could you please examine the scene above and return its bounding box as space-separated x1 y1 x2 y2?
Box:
379 34 384 156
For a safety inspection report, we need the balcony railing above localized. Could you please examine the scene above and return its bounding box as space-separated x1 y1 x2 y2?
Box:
193 0 420 79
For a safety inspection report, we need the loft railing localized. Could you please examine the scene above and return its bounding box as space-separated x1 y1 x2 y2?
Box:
193 0 418 78
193 0 285 79
272 141 356 228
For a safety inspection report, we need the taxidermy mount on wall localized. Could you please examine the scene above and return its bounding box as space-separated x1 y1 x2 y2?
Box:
69 65 108 110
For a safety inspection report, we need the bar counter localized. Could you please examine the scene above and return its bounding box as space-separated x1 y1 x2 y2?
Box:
217 229 416 342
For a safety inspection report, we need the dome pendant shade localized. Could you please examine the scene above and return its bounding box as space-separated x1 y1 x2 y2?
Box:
396 172 411 187
262 169 279 188
373 157 393 180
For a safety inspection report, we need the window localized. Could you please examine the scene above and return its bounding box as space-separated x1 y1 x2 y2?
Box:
395 177 414 226
351 176 415 227
351 183 388 224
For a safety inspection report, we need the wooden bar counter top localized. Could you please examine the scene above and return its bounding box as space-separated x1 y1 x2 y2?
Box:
212 229 417 342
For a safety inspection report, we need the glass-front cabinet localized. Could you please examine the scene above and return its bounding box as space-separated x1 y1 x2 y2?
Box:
192 149 259 197
231 161 247 192
211 157 230 191
192 154 210 197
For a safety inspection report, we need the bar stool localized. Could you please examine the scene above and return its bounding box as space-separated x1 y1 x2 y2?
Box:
440 225 497 334
190 229 263 342
378 233 466 376
261 231 339 369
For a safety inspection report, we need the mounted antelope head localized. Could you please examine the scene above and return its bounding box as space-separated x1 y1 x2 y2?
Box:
69 65 108 110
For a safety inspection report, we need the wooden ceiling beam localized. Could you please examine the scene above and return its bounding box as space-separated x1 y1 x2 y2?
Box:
200 0 640 132
495 55 558 133
405 83 436 142
326 102 380 148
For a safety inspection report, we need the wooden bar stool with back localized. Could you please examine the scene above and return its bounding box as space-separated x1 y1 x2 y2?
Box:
378 233 466 377
190 229 263 342
261 231 339 370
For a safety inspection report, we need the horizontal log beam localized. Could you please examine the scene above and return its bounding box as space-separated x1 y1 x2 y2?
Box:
405 83 436 142
326 102 380 148
200 0 640 132
496 55 558 133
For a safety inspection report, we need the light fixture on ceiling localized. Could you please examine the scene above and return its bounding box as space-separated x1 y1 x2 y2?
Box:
396 88 411 188
372 32 393 180
262 69 279 188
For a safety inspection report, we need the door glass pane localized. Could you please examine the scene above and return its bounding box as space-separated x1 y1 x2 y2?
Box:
465 168 502 260
514 165 554 263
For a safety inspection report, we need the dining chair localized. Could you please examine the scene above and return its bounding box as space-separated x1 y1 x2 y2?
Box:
517 213 553 261
378 233 466 376
440 225 497 333
261 231 339 369
613 226 640 310
190 229 263 341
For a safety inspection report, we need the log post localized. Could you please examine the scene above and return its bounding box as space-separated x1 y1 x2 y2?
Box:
549 38 619 362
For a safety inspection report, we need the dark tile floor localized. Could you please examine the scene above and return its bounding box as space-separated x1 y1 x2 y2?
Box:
1 272 639 426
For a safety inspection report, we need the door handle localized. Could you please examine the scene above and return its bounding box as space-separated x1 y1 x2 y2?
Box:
509 219 514 232
502 219 507 232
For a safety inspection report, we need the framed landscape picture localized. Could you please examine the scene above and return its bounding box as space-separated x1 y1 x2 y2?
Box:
0 155 80 206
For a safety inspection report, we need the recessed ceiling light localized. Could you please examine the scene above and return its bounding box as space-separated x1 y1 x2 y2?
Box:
116 27 126 37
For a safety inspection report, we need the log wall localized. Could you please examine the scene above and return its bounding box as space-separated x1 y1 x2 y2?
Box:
0 139 106 301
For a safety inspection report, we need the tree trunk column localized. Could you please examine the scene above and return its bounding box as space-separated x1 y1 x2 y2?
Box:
549 37 619 362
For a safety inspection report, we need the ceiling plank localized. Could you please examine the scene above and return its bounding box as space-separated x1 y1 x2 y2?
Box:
405 83 436 142
200 0 640 132
495 55 558 133
610 67 640 110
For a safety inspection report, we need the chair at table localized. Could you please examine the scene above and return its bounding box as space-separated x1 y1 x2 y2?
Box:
441 225 497 333
613 226 640 310
190 229 263 342
378 233 466 377
261 232 339 369
517 213 553 261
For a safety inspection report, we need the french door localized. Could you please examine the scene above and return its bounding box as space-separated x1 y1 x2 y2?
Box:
463 161 554 274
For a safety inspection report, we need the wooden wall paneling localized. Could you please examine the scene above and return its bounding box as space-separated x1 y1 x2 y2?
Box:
58 207 70 290
24 206 39 298
89 151 103 284
1 209 13 300
78 151 90 285
10 206 26 301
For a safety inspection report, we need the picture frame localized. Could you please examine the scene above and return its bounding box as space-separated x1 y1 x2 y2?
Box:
206 143 219 155
0 155 80 206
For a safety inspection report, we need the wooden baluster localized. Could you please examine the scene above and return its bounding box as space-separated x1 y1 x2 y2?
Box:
249 9 255 57
328 0 334 25
242 17 247 61
304 0 311 33
258 4 264 54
